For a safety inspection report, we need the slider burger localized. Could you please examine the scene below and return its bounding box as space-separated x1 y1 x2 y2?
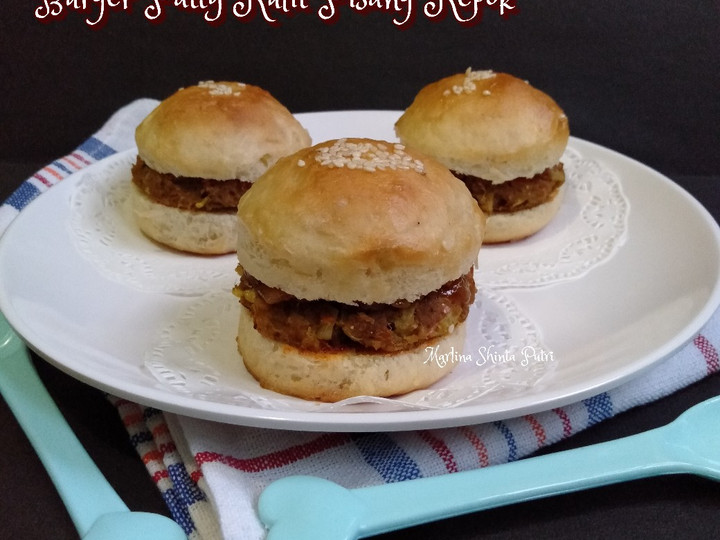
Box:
395 69 570 243
131 80 311 254
234 138 486 402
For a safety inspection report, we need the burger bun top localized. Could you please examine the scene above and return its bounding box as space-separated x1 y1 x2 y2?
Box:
135 81 311 182
395 70 569 183
236 138 486 305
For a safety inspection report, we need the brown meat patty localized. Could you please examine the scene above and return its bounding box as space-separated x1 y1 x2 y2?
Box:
234 269 476 354
455 163 565 215
131 157 252 211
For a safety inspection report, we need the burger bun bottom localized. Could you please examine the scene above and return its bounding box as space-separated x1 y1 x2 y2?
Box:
131 184 237 255
484 184 565 244
236 306 466 402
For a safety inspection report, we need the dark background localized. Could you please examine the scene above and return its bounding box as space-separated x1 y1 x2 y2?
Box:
2 1 718 178
2 1 720 539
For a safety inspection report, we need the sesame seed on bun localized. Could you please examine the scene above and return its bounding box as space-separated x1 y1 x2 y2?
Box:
131 81 311 254
234 138 486 401
395 69 570 243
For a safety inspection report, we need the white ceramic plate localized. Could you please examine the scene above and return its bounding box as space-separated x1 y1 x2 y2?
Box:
1 110 719 432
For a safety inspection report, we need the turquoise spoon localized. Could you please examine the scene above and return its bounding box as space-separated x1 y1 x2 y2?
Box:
0 313 186 540
260 394 720 540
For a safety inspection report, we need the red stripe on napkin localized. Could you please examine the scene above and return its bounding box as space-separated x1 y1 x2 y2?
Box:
419 431 459 473
71 152 93 167
32 172 54 187
459 426 490 467
152 469 170 483
553 408 574 438
524 414 547 447
694 334 720 374
195 433 352 473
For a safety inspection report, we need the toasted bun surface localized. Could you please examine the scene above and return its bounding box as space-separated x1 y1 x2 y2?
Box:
483 184 565 243
135 81 311 181
236 138 486 304
131 185 237 254
395 70 569 183
237 306 465 401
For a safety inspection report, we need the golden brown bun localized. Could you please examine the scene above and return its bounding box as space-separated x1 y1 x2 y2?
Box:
131 185 237 254
237 305 465 402
484 184 565 243
394 70 569 183
236 138 486 304
135 81 311 181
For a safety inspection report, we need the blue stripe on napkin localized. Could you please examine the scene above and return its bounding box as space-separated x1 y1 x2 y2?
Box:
161 484 197 536
5 182 40 212
493 420 519 462
583 393 614 426
353 433 422 483
77 136 116 161
167 462 207 507
51 160 75 176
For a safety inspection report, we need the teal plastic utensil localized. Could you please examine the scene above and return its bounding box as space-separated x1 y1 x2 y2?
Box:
260 395 720 540
0 313 186 540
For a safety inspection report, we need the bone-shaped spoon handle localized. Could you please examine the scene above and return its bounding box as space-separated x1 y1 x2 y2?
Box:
351 427 679 537
260 422 693 540
0 316 129 536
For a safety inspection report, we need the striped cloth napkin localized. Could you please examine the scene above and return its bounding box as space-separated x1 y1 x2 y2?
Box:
2 99 719 540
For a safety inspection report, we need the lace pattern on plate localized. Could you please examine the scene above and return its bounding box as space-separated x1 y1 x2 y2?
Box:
144 287 556 413
68 152 236 296
475 146 630 288
68 146 628 295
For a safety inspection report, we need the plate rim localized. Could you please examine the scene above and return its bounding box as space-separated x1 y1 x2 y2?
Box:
2 110 720 432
